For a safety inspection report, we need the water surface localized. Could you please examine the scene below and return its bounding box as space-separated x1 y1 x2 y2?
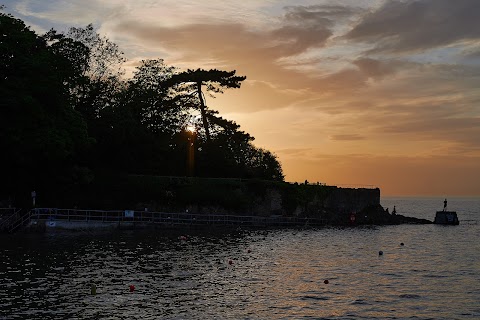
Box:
1 197 479 319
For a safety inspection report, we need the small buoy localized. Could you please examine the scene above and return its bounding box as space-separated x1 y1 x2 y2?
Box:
90 284 96 295
129 285 135 292
324 280 329 284
228 260 233 265
247 249 251 253
400 242 404 246
179 235 187 241
379 250 384 256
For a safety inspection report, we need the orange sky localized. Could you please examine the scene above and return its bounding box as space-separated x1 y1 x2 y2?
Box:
4 0 480 196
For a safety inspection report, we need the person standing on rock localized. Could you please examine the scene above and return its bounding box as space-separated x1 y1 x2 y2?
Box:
443 199 447 211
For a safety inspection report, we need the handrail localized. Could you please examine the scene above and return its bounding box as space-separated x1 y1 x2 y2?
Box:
29 208 327 227
329 184 377 189
127 175 377 189
0 208 32 233
0 208 22 231
0 207 331 232
8 209 32 233
0 208 17 216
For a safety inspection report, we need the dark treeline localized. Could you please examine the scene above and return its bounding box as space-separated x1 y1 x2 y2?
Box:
0 10 284 207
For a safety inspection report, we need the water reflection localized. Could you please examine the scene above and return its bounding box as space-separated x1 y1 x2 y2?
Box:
1 220 479 319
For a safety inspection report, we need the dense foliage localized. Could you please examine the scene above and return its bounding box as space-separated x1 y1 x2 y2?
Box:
0 11 284 207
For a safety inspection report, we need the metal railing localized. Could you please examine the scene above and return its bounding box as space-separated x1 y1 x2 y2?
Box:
0 208 30 233
127 175 377 189
8 209 32 233
329 184 378 189
29 208 327 228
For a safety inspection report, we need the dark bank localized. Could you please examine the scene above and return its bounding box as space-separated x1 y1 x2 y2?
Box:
0 176 431 233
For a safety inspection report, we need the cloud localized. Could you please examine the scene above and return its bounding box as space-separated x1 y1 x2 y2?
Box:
113 4 350 62
376 115 480 150
283 4 361 23
211 80 308 113
111 10 353 97
8 0 126 28
112 20 318 90
464 48 480 58
270 4 365 55
329 134 365 141
345 0 480 54
110 4 369 72
352 57 400 80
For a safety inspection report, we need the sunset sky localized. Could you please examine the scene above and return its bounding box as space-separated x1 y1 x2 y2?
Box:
3 0 480 196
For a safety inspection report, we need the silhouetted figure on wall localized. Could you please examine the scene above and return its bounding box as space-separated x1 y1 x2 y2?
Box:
443 199 447 211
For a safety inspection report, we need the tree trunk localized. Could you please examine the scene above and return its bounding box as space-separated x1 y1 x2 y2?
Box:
196 81 211 142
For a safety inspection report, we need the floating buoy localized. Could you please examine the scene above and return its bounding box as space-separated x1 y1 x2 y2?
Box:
91 284 96 295
179 235 187 241
349 213 356 224
400 242 404 246
379 250 384 256
324 280 329 284
247 249 251 253
228 260 233 265
129 285 135 292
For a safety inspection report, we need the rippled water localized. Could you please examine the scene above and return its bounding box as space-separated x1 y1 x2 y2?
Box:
1 197 479 319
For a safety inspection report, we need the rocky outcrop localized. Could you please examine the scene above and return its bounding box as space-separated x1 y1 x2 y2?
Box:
354 204 432 225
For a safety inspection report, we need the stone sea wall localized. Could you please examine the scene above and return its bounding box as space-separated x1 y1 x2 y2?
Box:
124 177 382 224
253 186 381 216
251 185 381 224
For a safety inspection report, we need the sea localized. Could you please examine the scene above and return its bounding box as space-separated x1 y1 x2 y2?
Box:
0 196 479 319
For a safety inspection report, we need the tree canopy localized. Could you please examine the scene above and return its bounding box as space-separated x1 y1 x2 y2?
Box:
0 11 91 204
0 10 284 207
169 68 246 142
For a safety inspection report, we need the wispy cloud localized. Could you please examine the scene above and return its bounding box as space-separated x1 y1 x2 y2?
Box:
344 0 480 55
329 134 365 141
